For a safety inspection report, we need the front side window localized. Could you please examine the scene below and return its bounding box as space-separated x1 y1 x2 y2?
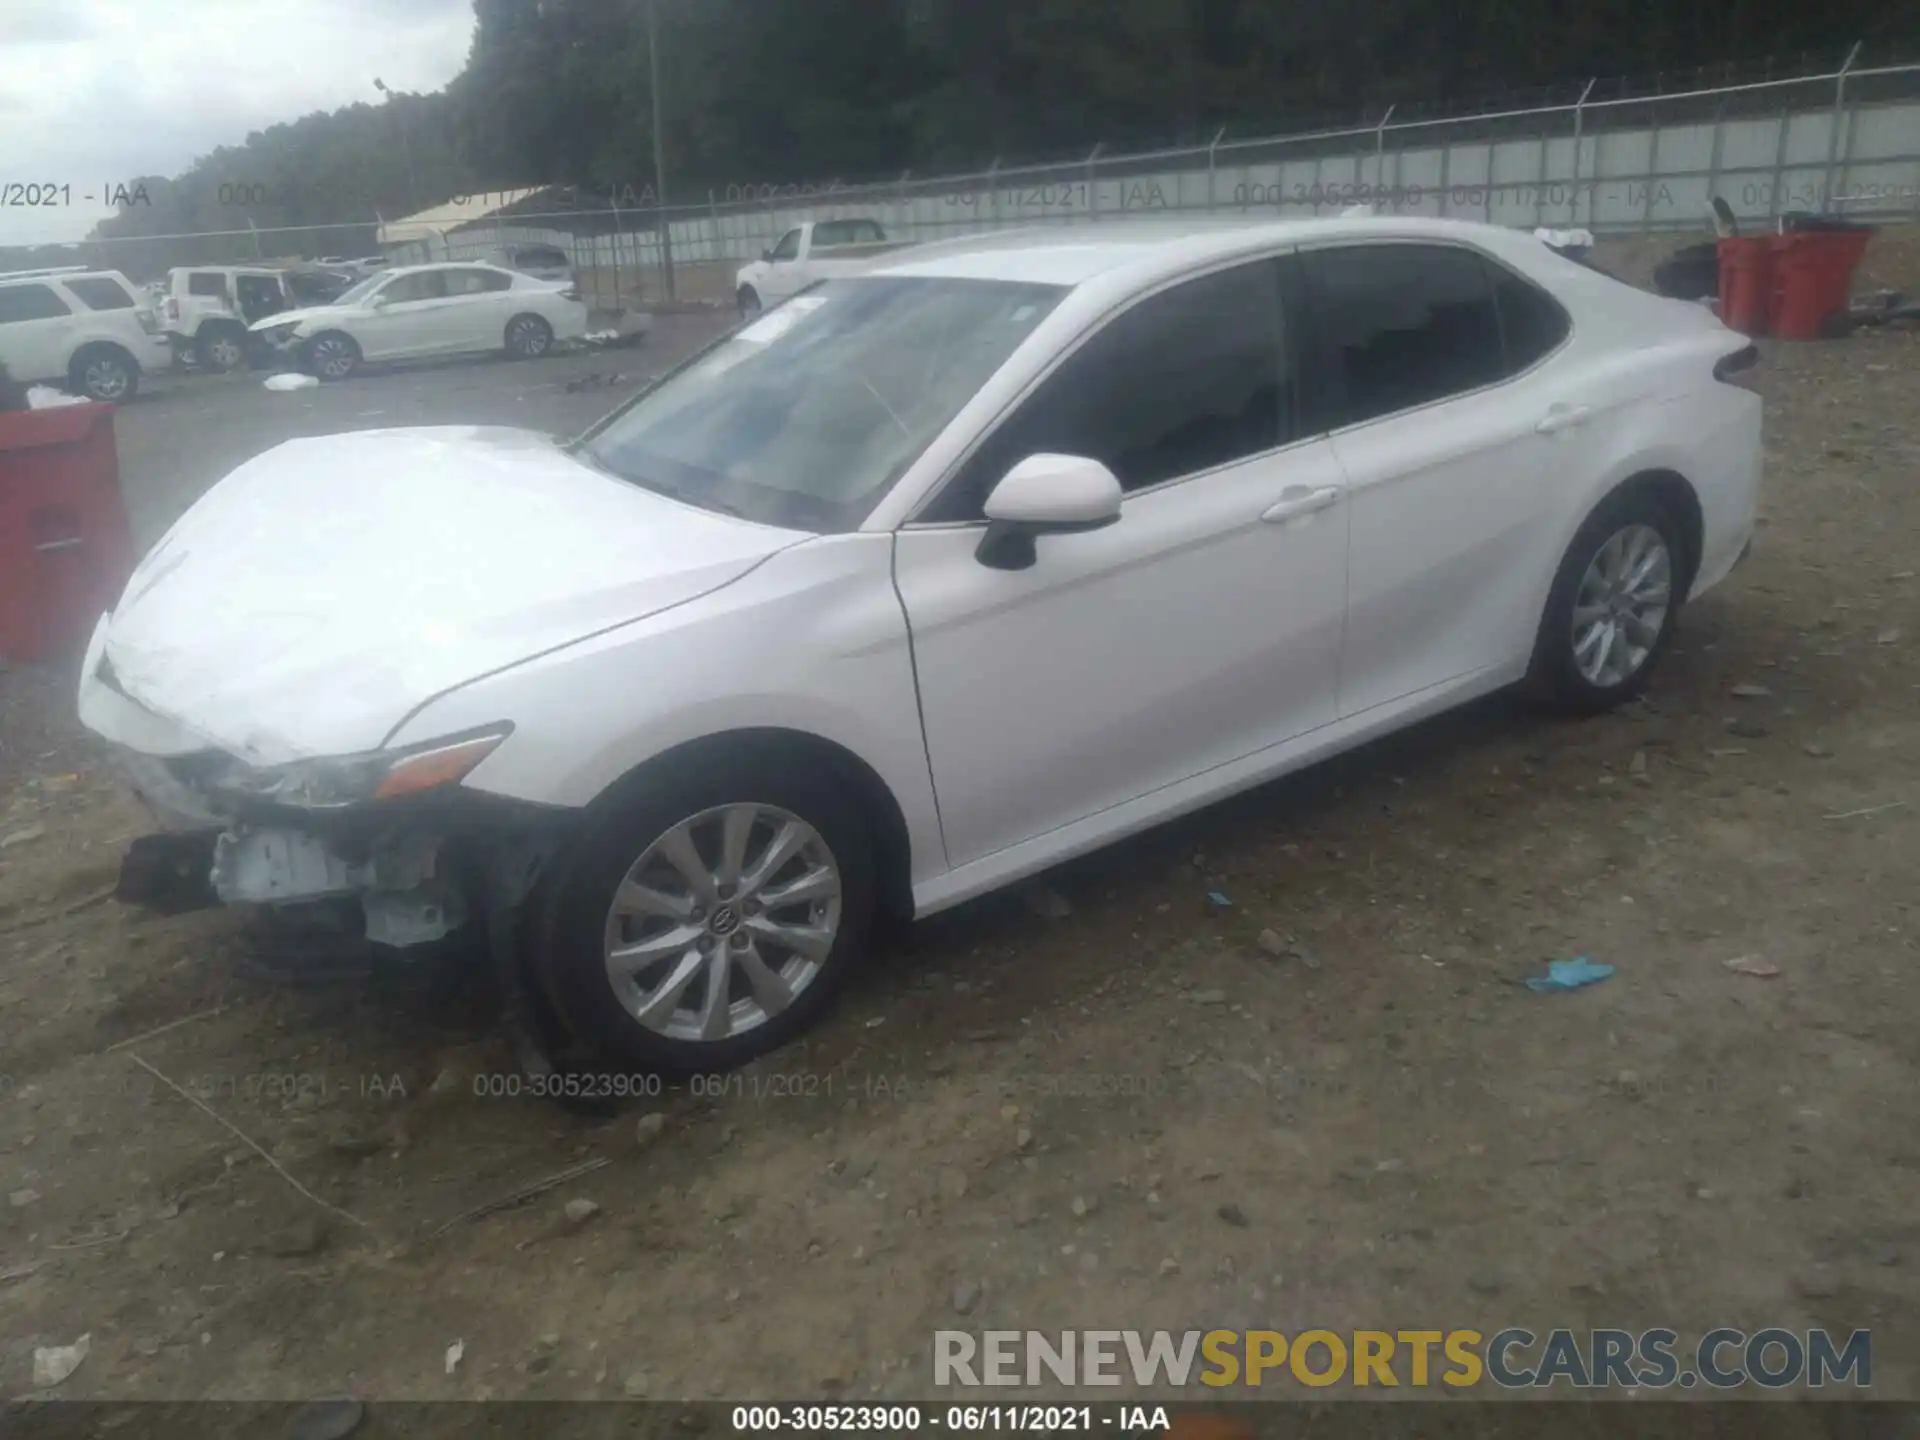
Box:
0 284 71 323
64 277 136 311
1302 243 1506 428
923 257 1293 523
334 271 393 307
769 229 802 262
580 276 1066 534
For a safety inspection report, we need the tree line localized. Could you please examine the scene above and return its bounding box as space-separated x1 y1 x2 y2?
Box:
65 0 1914 262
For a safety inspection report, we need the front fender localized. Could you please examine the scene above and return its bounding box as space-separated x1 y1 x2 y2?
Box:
385 533 950 887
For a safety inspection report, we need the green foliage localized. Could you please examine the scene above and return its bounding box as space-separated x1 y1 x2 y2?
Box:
77 0 1908 251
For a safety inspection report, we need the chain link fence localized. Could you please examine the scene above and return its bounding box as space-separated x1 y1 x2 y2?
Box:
38 49 1920 314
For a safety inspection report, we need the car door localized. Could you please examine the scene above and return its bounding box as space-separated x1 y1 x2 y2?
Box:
438 267 517 350
1298 241 1572 719
759 228 806 303
892 255 1349 870
356 269 450 358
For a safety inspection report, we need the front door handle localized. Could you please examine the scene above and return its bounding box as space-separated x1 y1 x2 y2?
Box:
1535 403 1593 435
1261 484 1341 524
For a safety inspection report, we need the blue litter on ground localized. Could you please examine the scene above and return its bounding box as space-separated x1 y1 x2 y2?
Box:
1526 956 1615 993
1206 891 1232 909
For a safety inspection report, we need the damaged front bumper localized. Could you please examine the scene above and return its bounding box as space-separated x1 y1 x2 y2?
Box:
80 623 571 946
111 762 574 947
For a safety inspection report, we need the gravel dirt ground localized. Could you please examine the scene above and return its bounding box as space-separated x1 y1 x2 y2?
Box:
1 239 1917 1408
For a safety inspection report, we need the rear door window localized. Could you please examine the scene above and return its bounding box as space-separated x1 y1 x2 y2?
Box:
445 268 513 295
1488 263 1572 372
1300 243 1506 429
64 277 136 311
381 271 447 303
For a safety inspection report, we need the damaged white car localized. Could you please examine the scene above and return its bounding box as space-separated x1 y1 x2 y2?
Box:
81 218 1760 1075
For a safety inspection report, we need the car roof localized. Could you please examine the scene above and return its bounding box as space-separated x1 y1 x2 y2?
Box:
0 270 137 289
871 215 1549 288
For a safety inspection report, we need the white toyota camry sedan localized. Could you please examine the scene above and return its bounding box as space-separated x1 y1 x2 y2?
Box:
248 261 588 380
83 217 1760 1074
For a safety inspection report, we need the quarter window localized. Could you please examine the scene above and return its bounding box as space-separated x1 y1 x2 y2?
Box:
925 258 1293 522
186 272 228 298
1303 244 1506 428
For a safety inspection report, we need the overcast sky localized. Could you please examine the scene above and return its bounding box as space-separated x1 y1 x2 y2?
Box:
0 0 475 246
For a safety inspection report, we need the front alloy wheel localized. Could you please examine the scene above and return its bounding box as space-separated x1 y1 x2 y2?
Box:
1570 522 1672 689
603 803 842 1043
532 755 876 1073
77 352 133 402
307 334 358 380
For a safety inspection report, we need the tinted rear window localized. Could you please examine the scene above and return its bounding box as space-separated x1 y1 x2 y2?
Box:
64 277 136 310
1303 243 1506 428
186 273 227 297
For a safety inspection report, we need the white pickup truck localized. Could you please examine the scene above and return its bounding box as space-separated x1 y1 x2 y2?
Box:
732 219 910 316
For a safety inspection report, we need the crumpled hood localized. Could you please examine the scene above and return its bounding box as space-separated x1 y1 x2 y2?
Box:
250 303 381 333
101 426 802 764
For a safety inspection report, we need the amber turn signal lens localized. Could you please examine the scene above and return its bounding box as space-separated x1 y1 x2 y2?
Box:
372 733 506 800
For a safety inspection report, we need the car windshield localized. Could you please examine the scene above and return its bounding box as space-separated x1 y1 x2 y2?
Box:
332 271 392 306
580 275 1066 533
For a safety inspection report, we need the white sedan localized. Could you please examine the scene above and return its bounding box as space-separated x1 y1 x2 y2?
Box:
83 217 1759 1076
249 262 587 379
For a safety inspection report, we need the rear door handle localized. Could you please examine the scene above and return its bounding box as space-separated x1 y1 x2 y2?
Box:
1261 485 1341 524
1535 403 1593 435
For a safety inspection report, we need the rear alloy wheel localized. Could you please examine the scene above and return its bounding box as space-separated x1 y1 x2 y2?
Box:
505 313 554 359
305 332 360 381
196 325 246 372
71 347 136 403
1530 491 1685 713
532 760 875 1073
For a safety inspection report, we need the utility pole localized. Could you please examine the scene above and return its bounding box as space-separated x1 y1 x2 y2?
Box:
374 78 420 214
648 0 676 301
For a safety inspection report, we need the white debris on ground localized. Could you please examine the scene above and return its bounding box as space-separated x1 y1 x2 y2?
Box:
263 373 319 391
26 386 90 409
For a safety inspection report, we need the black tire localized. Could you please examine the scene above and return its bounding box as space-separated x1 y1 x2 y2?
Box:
69 345 138 403
737 286 763 320
195 322 247 372
504 313 554 359
1528 487 1688 714
304 331 360 381
528 752 876 1074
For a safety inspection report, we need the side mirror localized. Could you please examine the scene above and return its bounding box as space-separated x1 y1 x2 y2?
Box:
975 453 1123 571
761 249 775 263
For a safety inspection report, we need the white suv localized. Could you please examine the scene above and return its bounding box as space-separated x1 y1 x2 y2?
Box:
0 267 171 401
160 266 302 371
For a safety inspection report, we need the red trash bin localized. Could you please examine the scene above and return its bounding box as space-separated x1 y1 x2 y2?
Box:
1768 229 1874 340
0 402 137 664
1716 237 1774 337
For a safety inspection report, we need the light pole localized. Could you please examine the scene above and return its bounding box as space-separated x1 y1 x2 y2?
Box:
374 77 419 214
647 0 676 300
